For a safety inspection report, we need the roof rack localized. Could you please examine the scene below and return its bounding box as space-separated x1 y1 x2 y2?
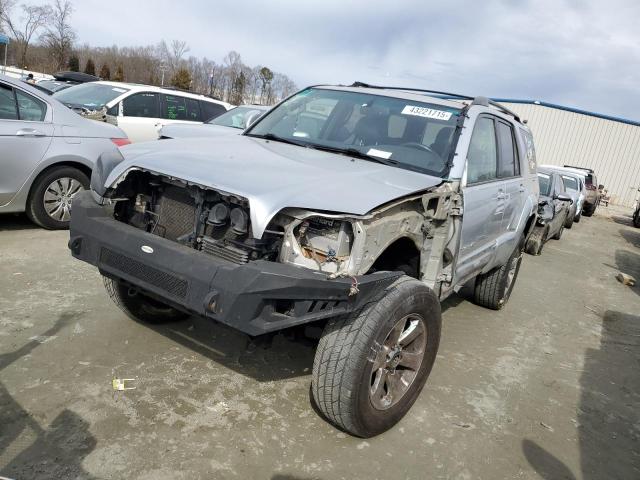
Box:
563 165 594 173
470 96 522 123
349 82 522 123
350 81 475 101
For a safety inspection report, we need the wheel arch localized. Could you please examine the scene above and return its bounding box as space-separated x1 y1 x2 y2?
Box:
25 157 93 204
367 236 422 278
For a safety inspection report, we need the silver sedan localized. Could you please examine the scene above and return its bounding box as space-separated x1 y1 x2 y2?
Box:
0 74 129 229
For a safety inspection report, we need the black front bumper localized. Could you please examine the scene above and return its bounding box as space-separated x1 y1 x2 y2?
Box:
69 191 400 336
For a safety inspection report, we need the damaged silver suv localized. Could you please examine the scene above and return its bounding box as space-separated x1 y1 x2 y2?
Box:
69 83 539 437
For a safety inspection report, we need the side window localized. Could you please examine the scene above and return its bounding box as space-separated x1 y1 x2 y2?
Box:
467 116 498 184
122 92 159 118
185 98 201 121
16 90 46 121
162 94 187 120
520 128 537 174
201 101 226 121
0 84 18 120
496 121 518 178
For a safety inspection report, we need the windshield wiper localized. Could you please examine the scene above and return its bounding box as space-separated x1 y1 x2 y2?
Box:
306 144 398 167
247 132 309 148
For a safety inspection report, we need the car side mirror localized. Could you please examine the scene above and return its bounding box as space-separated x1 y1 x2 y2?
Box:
555 193 572 203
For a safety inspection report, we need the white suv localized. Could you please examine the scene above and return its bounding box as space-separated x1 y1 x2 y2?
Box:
53 81 233 143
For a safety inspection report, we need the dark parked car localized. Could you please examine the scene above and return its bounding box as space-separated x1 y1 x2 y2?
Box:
525 168 573 255
33 71 100 95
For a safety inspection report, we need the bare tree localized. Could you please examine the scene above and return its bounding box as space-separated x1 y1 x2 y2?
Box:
158 39 189 73
0 1 51 68
40 0 75 70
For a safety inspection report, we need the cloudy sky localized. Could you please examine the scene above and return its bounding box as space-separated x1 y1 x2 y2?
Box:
68 0 638 120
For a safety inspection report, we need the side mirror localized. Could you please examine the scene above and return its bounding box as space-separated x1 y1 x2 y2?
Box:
556 193 573 203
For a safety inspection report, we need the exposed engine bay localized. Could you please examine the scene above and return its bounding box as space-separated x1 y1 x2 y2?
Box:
108 169 457 292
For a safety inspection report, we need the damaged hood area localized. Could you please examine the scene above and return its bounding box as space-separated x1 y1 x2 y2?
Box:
110 135 443 237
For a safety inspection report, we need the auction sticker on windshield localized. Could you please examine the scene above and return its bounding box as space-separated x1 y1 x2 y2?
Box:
401 105 452 121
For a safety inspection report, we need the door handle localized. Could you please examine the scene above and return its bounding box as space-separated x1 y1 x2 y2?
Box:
16 128 46 137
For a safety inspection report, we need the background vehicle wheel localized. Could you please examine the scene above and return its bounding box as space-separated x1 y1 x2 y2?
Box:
634 210 640 228
312 276 441 438
473 244 523 310
564 209 575 229
553 224 564 240
574 212 581 223
103 276 189 323
582 204 595 217
26 166 89 229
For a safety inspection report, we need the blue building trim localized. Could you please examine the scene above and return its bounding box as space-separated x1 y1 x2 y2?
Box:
491 98 640 127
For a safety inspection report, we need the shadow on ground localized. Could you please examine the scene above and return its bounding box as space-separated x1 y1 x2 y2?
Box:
0 213 39 232
522 310 640 479
0 312 98 480
136 313 319 382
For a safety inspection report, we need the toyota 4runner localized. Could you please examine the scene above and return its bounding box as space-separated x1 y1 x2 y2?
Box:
69 83 539 437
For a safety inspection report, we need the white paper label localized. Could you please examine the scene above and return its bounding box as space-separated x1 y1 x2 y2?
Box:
401 105 452 121
367 148 392 159
112 87 127 93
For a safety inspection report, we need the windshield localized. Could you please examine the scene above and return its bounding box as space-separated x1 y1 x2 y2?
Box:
209 106 266 129
538 173 552 196
247 88 461 177
562 175 579 192
53 83 130 109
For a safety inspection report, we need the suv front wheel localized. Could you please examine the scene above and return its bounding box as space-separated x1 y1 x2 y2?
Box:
103 276 189 323
312 276 441 438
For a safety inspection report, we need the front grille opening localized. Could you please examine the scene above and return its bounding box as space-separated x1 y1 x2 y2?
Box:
274 299 295 315
100 247 188 299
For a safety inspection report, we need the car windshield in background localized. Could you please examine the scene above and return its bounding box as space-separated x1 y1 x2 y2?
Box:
247 88 461 177
562 175 579 191
538 173 552 196
209 106 265 129
53 83 130 109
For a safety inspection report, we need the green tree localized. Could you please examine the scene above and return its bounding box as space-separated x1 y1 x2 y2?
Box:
84 58 95 76
113 64 124 82
99 63 110 80
259 66 273 104
67 54 79 72
170 68 191 90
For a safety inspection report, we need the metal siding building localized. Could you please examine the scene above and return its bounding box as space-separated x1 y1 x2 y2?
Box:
496 100 640 207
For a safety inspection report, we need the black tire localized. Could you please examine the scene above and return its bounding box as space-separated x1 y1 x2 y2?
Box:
564 208 575 229
26 166 89 229
634 209 640 228
312 276 441 438
582 203 595 217
525 227 545 256
574 212 581 223
553 223 564 240
103 276 189 323
473 244 523 310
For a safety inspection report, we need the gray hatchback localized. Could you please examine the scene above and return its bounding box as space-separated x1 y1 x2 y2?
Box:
0 74 129 229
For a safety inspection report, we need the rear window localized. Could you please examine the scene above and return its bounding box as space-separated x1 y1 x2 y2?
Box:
201 101 227 121
53 83 129 109
519 128 537 174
